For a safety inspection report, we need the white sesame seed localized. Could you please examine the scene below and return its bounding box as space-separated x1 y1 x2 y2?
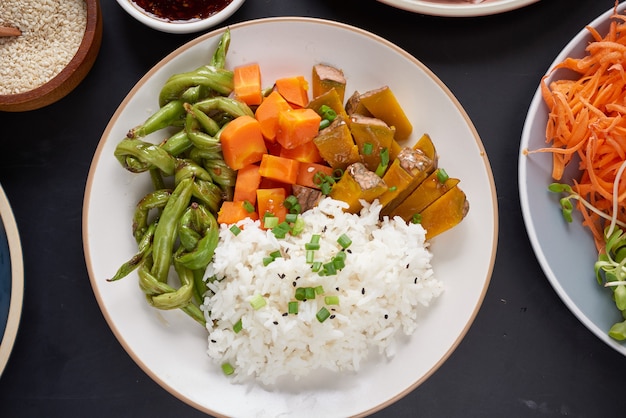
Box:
0 0 87 95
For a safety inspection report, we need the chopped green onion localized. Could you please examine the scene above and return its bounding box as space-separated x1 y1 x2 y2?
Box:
291 216 305 235
304 287 316 300
306 249 315 263
323 261 337 276
289 203 301 214
314 285 325 295
316 306 331 323
437 168 449 184
263 256 275 266
221 362 235 375
272 222 290 238
288 301 299 314
319 119 331 130
295 287 306 301
388 186 397 192
305 242 320 250
229 225 242 236
375 148 390 177
380 147 389 166
310 234 321 244
320 181 332 196
269 250 281 259
284 195 299 210
362 142 373 155
264 215 279 229
332 255 346 270
324 295 340 305
249 294 266 310
332 168 344 181
337 233 352 249
319 105 337 122
411 213 422 224
243 200 255 213
311 261 322 272
233 318 243 333
285 213 298 223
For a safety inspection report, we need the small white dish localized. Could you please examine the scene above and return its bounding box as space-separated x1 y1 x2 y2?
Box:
378 0 539 17
115 0 245 34
519 3 626 356
84 17 497 416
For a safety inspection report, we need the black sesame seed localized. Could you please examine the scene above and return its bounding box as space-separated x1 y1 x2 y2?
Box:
384 314 389 319
361 287 365 295
330 314 336 319
210 339 216 343
335 287 339 291
414 277 418 284
273 321 278 325
292 281 297 287
347 249 352 254
282 312 288 316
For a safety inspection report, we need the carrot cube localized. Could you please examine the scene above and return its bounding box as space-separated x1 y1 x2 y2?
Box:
233 164 262 204
276 108 322 150
255 90 293 141
220 115 267 170
259 154 300 185
275 75 310 107
233 63 263 106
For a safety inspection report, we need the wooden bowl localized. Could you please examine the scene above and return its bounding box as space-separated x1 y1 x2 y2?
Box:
0 0 103 112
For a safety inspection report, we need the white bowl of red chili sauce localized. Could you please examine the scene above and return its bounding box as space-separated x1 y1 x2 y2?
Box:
116 0 245 34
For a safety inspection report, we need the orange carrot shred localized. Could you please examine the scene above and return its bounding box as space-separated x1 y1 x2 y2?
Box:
526 2 626 251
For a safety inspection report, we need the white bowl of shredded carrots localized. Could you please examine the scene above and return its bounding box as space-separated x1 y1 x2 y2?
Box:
520 2 626 356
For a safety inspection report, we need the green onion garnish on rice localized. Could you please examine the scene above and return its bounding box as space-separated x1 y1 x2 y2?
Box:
249 294 266 310
316 306 331 323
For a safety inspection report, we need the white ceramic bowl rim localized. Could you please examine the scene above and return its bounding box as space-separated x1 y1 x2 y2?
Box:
115 0 245 34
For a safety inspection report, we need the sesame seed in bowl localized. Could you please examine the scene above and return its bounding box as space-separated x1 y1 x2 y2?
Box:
0 0 103 112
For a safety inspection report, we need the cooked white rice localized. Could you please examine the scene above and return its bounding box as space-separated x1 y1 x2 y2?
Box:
202 197 443 385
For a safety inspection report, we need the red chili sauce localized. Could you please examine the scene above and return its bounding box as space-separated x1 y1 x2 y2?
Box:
132 0 233 22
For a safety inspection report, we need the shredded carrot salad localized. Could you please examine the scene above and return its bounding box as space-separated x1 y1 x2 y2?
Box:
527 3 626 252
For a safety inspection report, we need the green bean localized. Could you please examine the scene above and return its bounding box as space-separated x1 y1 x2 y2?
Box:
184 102 220 136
210 28 230 69
149 168 166 191
132 189 172 242
204 158 236 188
159 70 234 107
138 259 205 325
127 100 186 139
193 96 254 119
151 177 194 283
175 158 213 184
188 146 222 163
160 129 193 156
174 204 219 271
114 138 177 175
192 179 222 213
108 222 156 282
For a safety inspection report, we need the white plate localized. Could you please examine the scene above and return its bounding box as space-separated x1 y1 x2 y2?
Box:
378 0 539 17
0 182 24 379
519 3 626 357
83 17 497 417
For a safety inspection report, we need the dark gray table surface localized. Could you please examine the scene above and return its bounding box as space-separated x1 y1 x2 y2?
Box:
1 0 626 417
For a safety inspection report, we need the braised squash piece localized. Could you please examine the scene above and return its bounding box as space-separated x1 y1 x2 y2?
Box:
413 133 437 162
313 116 360 170
312 64 347 102
419 186 469 240
307 88 348 121
378 147 435 212
389 169 459 222
349 114 395 172
345 90 372 117
330 162 388 213
359 86 413 141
